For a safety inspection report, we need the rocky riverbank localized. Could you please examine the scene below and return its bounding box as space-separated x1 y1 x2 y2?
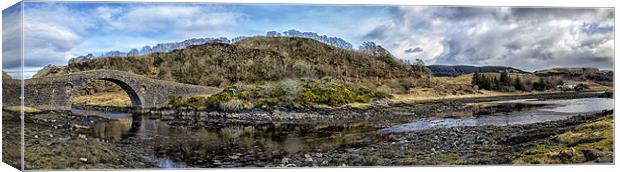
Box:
147 110 613 167
2 110 155 170
4 91 612 169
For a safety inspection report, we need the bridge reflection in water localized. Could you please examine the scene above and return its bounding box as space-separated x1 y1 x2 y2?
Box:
71 109 141 140
70 109 376 167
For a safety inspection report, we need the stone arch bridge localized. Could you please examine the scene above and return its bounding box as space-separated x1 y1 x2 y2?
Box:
2 70 220 110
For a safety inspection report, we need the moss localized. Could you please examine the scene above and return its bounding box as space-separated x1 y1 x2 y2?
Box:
167 96 185 108
300 88 320 104
185 96 207 109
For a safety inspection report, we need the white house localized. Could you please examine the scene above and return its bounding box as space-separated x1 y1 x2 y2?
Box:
556 83 577 89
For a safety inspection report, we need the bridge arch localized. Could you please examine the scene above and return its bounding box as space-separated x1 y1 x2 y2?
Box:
67 77 145 109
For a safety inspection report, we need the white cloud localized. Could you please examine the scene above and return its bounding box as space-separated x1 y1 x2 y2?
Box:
365 7 614 71
95 5 246 37
21 5 90 70
2 4 22 77
15 3 247 79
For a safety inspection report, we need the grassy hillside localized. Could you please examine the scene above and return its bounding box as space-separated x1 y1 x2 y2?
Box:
534 67 613 86
234 37 416 79
43 37 427 91
514 114 613 164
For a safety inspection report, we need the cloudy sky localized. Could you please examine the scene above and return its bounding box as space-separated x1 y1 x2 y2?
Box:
2 2 615 79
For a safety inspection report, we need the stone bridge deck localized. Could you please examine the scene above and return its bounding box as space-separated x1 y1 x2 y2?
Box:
2 70 221 110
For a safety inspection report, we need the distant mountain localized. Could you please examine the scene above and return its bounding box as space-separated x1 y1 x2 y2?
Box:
2 71 12 80
70 30 354 62
428 65 528 77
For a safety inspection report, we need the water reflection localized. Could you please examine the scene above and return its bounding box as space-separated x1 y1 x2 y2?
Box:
73 97 613 167
71 109 140 140
379 97 614 134
72 109 374 167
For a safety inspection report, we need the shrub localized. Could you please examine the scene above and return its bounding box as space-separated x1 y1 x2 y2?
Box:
167 96 185 108
300 88 320 104
205 87 237 108
186 96 207 109
219 99 246 111
167 79 393 110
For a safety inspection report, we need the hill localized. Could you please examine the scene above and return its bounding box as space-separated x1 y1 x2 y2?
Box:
2 71 12 80
428 65 528 77
70 29 353 59
37 37 428 90
534 67 613 86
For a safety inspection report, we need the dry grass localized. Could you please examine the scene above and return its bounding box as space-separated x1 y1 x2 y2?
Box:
412 72 608 104
432 74 473 85
580 82 613 92
433 73 541 86
3 105 42 113
392 89 555 103
346 102 371 109
72 91 131 107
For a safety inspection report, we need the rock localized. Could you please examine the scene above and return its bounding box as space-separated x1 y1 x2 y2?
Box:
72 124 90 130
271 150 281 156
79 157 88 163
161 115 175 121
227 114 240 119
582 149 605 161
281 157 290 164
34 135 39 139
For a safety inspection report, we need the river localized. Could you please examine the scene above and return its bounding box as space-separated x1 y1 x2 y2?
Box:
70 97 613 168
